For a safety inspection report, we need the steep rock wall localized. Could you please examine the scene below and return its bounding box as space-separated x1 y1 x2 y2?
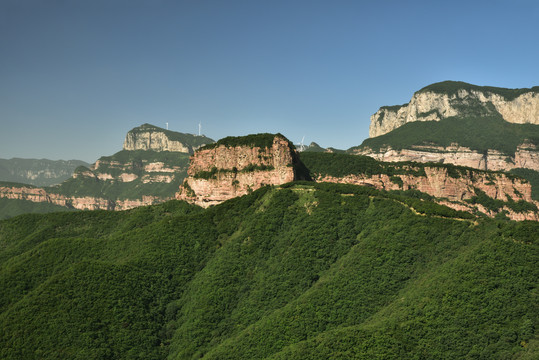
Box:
123 124 213 153
0 184 168 211
370 88 539 138
353 143 539 172
124 131 192 153
312 166 538 221
176 136 298 207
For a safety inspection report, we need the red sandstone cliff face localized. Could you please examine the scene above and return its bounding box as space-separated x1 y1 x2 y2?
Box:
313 166 538 221
176 136 298 207
0 184 168 211
317 167 531 202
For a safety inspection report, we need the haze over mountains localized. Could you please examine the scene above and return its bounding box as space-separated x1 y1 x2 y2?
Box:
2 81 539 219
1 80 539 358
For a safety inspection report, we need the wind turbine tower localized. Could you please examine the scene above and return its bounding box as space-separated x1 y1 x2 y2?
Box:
198 122 201 136
300 136 305 152
166 122 169 130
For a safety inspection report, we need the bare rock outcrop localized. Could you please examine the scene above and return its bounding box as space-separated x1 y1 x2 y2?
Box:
353 142 539 172
369 82 539 138
176 134 302 207
311 165 538 221
123 123 213 153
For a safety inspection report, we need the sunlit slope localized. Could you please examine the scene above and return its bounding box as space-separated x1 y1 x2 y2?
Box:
0 183 537 359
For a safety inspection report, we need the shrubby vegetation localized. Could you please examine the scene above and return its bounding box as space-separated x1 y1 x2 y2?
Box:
417 80 539 101
193 164 275 180
45 151 190 200
1 182 537 359
466 188 538 214
199 133 293 151
300 151 488 180
511 168 539 201
355 115 539 156
0 198 74 220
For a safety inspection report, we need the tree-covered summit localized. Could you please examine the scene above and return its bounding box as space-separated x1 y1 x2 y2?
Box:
416 80 539 100
198 133 294 151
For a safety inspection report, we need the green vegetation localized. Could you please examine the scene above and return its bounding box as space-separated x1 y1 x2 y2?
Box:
193 164 275 180
356 115 539 156
300 151 488 180
302 142 326 153
1 182 537 359
466 188 538 214
0 181 37 188
46 151 190 200
199 133 293 151
129 124 214 148
417 80 539 101
380 104 407 112
302 142 345 154
511 168 539 201
0 198 74 220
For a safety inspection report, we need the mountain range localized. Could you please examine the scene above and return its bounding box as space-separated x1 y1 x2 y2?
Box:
1 81 538 358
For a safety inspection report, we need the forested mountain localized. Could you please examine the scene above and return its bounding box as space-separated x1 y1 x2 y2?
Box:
1 183 537 359
0 125 214 217
353 82 539 178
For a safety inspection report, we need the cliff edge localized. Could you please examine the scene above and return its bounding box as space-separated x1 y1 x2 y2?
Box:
369 81 539 138
123 123 214 153
176 134 306 207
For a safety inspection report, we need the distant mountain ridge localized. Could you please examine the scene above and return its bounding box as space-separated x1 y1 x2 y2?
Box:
0 125 215 215
0 158 90 186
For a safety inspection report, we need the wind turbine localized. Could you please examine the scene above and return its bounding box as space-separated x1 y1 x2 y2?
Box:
198 122 201 136
300 136 305 152
166 122 169 130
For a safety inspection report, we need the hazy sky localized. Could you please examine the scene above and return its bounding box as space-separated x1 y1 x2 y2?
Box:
1 0 538 162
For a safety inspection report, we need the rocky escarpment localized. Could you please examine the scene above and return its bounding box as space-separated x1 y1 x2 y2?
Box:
301 152 539 221
0 124 199 213
370 81 539 138
176 134 304 207
0 183 164 211
353 142 539 172
123 123 214 153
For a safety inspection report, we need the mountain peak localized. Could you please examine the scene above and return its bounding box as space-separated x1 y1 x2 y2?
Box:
123 123 214 153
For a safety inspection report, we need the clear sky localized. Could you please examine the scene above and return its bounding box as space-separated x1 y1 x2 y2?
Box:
1 0 538 162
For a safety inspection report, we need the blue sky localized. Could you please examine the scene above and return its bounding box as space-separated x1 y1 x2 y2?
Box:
1 0 538 162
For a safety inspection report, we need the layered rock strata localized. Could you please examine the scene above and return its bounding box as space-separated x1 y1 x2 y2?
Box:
0 183 167 211
123 123 213 153
176 135 299 207
352 142 539 172
370 82 539 138
311 166 538 221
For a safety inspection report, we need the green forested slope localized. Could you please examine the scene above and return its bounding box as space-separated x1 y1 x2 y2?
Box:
355 115 539 156
0 197 75 220
0 183 537 359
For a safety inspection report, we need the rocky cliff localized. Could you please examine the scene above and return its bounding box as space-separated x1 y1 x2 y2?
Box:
353 142 539 172
301 152 539 221
176 134 304 207
123 123 214 153
0 182 164 211
369 81 539 138
0 124 199 213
